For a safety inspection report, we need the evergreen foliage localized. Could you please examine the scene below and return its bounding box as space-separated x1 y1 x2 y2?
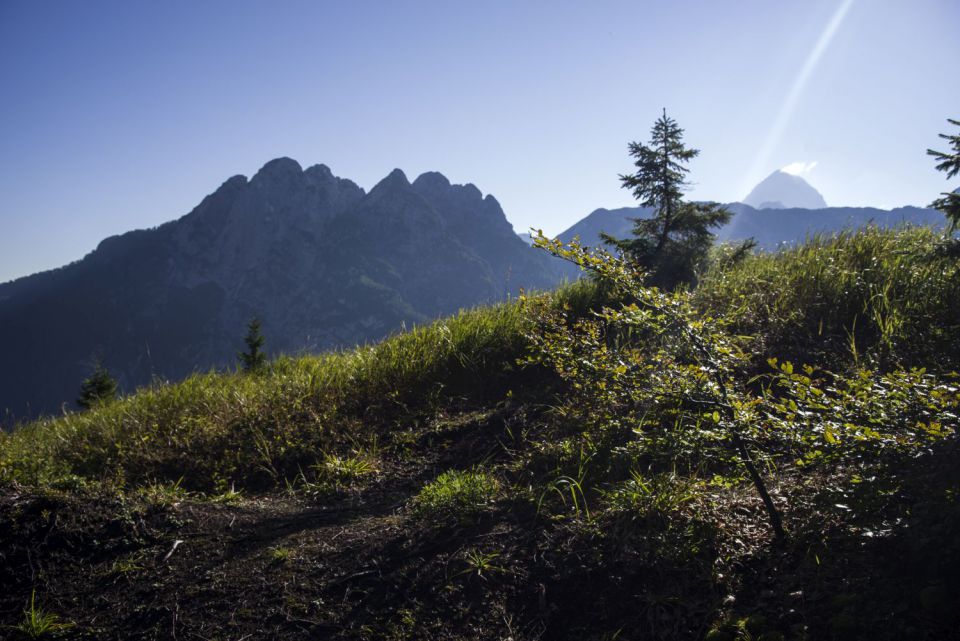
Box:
238 317 267 373
76 358 117 410
927 117 960 232
602 109 742 288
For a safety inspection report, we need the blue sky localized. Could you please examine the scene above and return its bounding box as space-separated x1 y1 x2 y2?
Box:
1 0 957 283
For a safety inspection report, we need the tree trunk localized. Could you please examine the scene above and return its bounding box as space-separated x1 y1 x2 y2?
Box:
733 431 786 542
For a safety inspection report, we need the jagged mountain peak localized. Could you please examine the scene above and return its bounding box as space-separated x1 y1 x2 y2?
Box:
743 170 827 209
221 174 250 189
374 168 411 189
304 163 334 180
412 173 486 207
482 193 501 208
412 171 452 191
251 157 303 183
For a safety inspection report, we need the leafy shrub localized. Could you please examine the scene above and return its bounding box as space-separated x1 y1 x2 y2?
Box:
753 361 959 467
524 231 960 540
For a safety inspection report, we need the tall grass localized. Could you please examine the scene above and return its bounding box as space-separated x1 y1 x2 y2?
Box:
695 226 960 369
0 279 603 490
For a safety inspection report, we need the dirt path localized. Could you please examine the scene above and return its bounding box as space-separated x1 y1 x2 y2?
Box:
0 411 535 639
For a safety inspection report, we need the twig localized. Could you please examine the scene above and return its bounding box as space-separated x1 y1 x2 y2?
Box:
162 539 184 563
328 569 376 586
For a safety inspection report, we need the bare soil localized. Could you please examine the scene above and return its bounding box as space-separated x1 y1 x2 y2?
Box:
2 409 959 640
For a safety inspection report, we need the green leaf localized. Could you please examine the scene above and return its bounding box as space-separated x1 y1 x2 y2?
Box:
824 426 838 444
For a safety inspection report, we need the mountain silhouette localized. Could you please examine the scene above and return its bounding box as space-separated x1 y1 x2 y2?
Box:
0 159 566 423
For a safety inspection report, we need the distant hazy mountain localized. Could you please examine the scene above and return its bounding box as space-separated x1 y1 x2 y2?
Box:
555 203 943 251
742 170 828 209
557 206 654 247
560 172 831 247
0 159 566 423
719 203 943 248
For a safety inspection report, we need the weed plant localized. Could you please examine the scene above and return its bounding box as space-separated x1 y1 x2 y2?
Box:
410 469 500 521
12 591 74 638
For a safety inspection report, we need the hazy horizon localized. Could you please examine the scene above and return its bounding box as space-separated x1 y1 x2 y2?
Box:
1 0 958 283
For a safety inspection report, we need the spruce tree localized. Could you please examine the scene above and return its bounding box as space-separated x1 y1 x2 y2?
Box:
927 118 960 233
77 358 118 410
238 317 267 373
603 109 736 289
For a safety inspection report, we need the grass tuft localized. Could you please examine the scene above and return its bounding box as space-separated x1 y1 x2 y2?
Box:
410 469 500 521
12 590 74 638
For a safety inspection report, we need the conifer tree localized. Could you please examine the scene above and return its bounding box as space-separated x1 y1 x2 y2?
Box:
238 317 267 373
77 357 118 410
927 118 960 233
603 109 738 288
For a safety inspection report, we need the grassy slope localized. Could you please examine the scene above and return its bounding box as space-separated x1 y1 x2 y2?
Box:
0 279 602 491
1 227 959 640
695 227 960 368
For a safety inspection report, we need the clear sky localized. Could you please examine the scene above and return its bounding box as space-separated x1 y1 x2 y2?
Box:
1 0 958 283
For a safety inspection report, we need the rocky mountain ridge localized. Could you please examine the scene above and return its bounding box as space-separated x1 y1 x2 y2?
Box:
0 159 566 423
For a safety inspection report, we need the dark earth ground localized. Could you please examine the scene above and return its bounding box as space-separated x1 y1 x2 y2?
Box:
2 407 959 640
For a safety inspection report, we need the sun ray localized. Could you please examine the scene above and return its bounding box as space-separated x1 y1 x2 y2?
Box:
740 0 855 197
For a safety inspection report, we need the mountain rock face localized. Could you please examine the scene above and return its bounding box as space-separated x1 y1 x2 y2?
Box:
743 171 828 209
555 203 943 251
0 159 566 423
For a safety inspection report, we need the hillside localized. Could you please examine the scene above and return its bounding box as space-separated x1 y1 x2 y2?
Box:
1 227 959 640
0 160 567 423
